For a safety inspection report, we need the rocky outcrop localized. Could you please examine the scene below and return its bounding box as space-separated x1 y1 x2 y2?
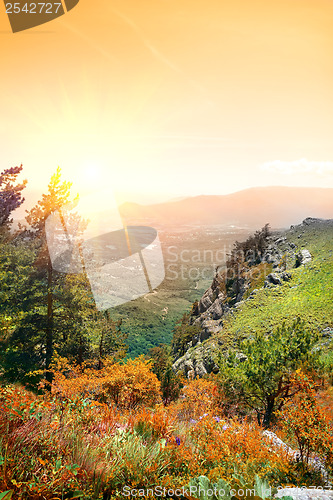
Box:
172 218 332 378
173 230 295 376
264 271 292 287
172 340 220 378
295 249 312 267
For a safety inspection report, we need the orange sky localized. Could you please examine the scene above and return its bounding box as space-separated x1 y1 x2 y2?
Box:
1 0 333 206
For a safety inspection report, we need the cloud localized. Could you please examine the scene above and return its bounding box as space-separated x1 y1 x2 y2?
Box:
260 158 333 175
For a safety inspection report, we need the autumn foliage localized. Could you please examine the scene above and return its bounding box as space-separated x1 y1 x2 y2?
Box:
49 355 162 409
278 370 333 472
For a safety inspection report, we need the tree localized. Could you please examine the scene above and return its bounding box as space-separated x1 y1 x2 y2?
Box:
0 240 38 383
0 164 27 232
97 311 128 369
171 313 201 357
278 370 333 470
148 344 183 404
55 272 99 366
1 167 128 388
218 318 318 427
24 167 79 385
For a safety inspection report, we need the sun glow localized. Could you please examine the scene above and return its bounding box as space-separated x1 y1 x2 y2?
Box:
82 164 102 185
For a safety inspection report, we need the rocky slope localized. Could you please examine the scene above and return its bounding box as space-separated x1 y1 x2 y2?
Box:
172 217 333 378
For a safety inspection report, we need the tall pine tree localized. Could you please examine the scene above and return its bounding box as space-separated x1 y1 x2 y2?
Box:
25 168 79 384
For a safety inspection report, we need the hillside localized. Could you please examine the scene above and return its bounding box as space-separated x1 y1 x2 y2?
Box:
1 217 333 498
172 218 333 377
120 187 333 228
111 226 251 357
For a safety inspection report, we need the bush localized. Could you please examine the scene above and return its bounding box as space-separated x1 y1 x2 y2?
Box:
171 377 223 421
219 318 318 427
49 356 162 410
277 370 333 474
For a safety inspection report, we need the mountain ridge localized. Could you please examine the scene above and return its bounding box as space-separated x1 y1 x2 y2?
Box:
120 186 333 229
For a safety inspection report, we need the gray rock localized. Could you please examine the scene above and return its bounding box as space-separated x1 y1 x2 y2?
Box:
266 273 282 285
303 217 326 226
264 431 330 487
205 299 224 320
275 237 287 245
201 319 223 337
295 249 312 267
235 352 247 362
322 328 333 338
263 430 298 458
197 287 216 313
172 341 219 378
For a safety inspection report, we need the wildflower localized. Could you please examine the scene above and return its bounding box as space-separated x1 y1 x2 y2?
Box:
175 437 181 446
213 416 220 422
199 413 208 420
190 419 197 424
222 424 228 430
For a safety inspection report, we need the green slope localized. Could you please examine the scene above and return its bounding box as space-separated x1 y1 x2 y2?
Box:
170 219 333 376
214 220 333 349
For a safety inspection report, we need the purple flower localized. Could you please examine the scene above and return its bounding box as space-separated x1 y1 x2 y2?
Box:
199 413 209 420
175 437 181 446
222 424 229 430
190 419 197 424
213 416 220 422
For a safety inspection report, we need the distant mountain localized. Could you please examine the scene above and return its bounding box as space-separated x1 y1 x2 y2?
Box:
119 186 333 229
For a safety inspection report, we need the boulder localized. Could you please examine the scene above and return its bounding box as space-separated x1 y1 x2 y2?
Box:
197 287 215 313
172 341 219 378
295 249 312 267
302 217 326 226
264 431 330 487
266 273 282 285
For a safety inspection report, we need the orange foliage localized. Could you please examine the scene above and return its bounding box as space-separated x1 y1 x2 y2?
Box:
188 416 290 483
49 355 162 410
171 377 223 420
278 370 333 471
131 404 176 441
2 367 330 497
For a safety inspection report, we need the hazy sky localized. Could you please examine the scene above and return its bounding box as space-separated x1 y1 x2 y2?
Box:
1 0 333 206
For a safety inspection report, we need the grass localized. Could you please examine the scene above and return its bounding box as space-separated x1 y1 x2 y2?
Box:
219 221 333 342
1 377 325 499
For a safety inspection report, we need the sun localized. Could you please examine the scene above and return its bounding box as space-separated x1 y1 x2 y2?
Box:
82 164 101 185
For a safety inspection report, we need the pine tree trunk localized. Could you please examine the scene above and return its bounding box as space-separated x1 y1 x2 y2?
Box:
262 396 275 428
45 255 53 389
98 329 104 370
